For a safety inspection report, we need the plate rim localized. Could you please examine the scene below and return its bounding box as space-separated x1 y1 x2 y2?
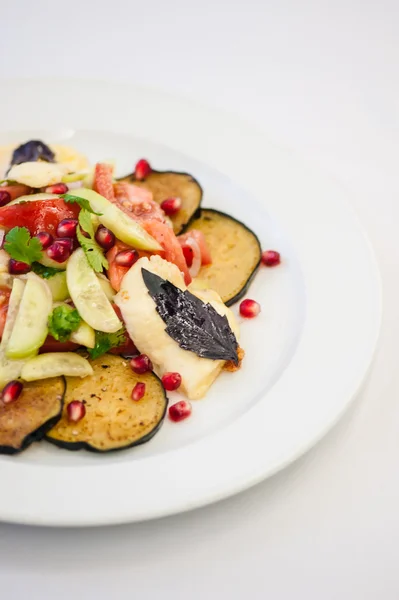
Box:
0 78 382 526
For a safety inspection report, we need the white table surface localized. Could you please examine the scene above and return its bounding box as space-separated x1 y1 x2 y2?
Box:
1 1 398 598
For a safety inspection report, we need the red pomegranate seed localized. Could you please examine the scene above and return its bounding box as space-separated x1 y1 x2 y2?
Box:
115 249 139 268
0 190 11 206
162 372 182 391
130 354 153 374
1 380 23 404
182 246 193 267
95 225 115 251
134 159 151 181
57 218 78 238
161 197 181 216
239 299 261 318
35 231 53 249
55 237 74 251
45 183 68 194
46 241 71 263
67 400 86 422
131 382 146 401
9 259 30 275
261 250 281 267
168 400 192 422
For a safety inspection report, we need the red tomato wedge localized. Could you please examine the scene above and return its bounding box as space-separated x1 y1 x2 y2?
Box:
143 221 191 284
93 163 115 202
40 337 80 353
0 199 80 236
0 184 31 201
178 230 212 266
0 287 11 340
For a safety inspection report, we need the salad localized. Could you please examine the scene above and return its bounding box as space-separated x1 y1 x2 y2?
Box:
0 140 280 454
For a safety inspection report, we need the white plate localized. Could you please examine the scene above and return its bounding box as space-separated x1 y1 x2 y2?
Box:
0 79 381 526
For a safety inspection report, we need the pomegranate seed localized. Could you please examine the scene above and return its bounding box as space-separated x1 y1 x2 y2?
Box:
1 380 23 404
130 354 153 374
162 372 182 391
169 400 192 422
131 382 146 401
261 250 281 267
45 183 68 194
57 218 78 238
9 259 30 275
95 225 115 251
35 231 53 249
134 158 151 180
161 197 181 216
67 400 86 422
115 249 139 268
54 237 74 251
239 299 261 318
0 190 11 206
182 246 193 267
46 241 71 263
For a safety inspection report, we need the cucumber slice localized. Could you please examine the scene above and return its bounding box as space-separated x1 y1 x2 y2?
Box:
70 320 95 348
21 352 93 381
0 279 27 387
46 271 69 301
72 188 162 251
97 274 115 301
67 248 121 333
5 275 52 359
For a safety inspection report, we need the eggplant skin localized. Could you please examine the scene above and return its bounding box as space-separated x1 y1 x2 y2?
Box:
184 208 262 306
0 378 65 455
46 355 168 453
119 170 203 234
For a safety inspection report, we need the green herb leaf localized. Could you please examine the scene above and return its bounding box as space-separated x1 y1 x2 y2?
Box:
31 262 64 279
78 209 94 238
76 227 108 273
4 227 43 265
48 305 81 342
88 327 126 360
61 193 101 215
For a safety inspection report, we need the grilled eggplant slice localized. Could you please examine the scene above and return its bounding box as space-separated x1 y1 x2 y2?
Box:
120 170 202 234
185 209 262 306
46 354 168 452
0 377 65 455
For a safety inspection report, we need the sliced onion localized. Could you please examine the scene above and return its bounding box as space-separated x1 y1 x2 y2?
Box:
183 236 202 278
67 181 83 191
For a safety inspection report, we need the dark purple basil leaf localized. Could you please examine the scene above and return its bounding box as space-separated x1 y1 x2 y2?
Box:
142 268 238 364
10 140 55 168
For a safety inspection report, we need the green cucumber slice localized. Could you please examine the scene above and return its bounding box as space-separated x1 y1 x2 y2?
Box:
7 193 57 206
97 274 116 301
21 352 93 381
67 248 121 333
70 321 95 348
5 275 52 359
38 252 68 270
71 188 162 251
46 271 69 301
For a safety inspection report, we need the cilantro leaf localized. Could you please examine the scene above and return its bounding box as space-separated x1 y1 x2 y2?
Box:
88 328 126 359
78 209 94 238
48 305 81 342
4 227 43 264
77 227 109 272
61 193 101 215
31 262 64 279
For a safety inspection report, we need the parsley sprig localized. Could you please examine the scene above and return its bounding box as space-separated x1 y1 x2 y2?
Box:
77 210 109 273
4 227 43 264
61 193 101 215
88 327 126 359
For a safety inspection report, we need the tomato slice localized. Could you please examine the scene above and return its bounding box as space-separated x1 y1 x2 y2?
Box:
0 287 11 340
0 199 80 236
93 163 115 202
1 184 31 201
143 221 191 284
40 336 80 353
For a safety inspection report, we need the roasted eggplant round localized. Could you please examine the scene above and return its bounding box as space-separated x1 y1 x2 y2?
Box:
120 170 202 234
45 354 168 452
0 377 65 455
185 209 262 306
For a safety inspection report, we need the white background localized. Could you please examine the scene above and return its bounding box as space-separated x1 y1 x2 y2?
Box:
1 0 398 598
